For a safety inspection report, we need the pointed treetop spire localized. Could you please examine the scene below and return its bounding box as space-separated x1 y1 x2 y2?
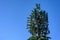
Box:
36 3 40 10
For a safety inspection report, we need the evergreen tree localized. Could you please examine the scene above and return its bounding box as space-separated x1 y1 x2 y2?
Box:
27 4 50 40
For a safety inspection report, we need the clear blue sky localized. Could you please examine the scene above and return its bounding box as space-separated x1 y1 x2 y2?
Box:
0 0 60 40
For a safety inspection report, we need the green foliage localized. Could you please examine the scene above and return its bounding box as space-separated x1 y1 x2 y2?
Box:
27 4 50 40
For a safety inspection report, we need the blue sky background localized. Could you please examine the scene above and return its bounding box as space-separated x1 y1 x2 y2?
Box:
0 0 60 40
